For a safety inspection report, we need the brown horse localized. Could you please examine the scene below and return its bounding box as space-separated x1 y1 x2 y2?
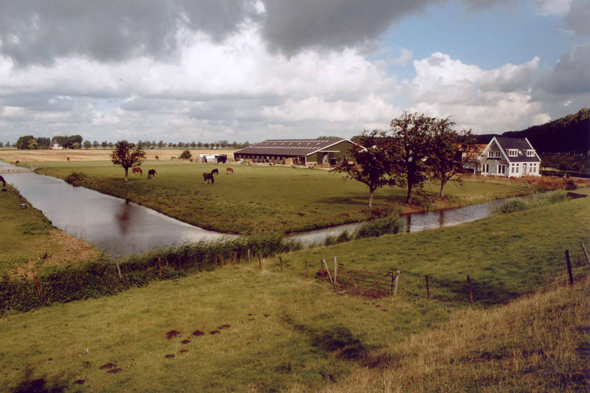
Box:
203 172 215 184
0 175 5 188
148 169 157 179
226 167 234 174
132 167 143 176
155 155 159 160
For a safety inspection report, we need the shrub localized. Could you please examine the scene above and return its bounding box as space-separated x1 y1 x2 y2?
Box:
179 150 192 160
354 214 405 240
64 172 88 186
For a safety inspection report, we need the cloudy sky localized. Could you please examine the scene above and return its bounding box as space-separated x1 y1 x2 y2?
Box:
0 0 588 144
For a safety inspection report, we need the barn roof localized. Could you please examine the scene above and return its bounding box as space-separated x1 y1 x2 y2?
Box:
234 138 350 157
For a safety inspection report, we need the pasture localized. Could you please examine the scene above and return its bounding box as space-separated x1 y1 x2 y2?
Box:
0 185 99 275
24 158 528 234
1 197 588 391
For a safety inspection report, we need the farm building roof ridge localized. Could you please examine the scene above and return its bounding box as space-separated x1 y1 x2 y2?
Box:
234 138 349 157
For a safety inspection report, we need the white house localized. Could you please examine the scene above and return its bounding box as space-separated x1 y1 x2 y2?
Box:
50 139 63 150
478 137 541 178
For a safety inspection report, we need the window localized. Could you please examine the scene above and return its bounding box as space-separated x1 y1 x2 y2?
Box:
516 164 520 173
488 151 494 158
495 151 501 158
508 150 517 157
482 164 489 173
498 164 506 174
526 150 535 157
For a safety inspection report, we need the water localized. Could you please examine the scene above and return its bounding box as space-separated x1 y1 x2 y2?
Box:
1 161 232 256
1 160 531 256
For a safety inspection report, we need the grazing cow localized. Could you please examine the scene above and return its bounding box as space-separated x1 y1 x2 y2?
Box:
0 175 5 188
148 169 157 179
203 172 215 184
132 167 143 176
226 167 234 174
155 156 159 160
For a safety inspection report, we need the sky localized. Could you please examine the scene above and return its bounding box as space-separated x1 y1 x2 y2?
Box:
0 0 588 144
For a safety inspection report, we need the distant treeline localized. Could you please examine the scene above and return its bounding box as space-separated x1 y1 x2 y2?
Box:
475 108 590 155
10 136 251 150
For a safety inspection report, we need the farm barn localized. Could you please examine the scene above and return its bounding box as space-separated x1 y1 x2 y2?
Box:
234 138 356 166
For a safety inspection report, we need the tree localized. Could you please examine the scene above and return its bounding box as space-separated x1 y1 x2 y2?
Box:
389 112 436 204
36 137 51 149
190 141 197 148
334 130 397 207
179 149 192 160
158 140 164 148
6 142 10 147
0 142 3 148
110 140 146 182
101 141 108 148
83 140 92 149
16 135 37 150
428 118 478 198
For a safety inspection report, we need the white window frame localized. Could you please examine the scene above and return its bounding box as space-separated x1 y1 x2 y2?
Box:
488 151 494 158
495 151 501 158
498 164 506 174
482 164 489 173
508 150 517 157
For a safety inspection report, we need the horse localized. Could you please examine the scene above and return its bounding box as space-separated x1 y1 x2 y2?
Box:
155 156 159 160
203 172 215 184
66 157 70 161
148 169 157 179
211 168 219 177
132 167 143 176
226 167 234 174
0 175 5 188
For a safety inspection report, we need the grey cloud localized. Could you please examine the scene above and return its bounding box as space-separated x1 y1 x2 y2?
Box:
539 44 590 95
459 0 520 11
562 0 590 36
0 0 256 66
259 0 443 55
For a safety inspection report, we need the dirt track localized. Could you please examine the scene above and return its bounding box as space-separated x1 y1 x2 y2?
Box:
0 149 236 162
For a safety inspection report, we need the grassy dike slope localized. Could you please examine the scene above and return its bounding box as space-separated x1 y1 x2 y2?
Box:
1 198 588 391
32 160 524 234
0 185 99 274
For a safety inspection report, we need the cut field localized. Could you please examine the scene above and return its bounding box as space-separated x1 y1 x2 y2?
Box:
1 198 588 391
0 185 99 275
24 159 529 234
0 148 235 163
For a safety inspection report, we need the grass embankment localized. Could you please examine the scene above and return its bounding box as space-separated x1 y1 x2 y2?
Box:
0 185 99 275
0 198 588 391
28 160 531 234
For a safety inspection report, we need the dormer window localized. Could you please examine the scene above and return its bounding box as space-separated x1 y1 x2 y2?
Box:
488 151 494 158
526 150 535 157
495 151 501 158
508 149 517 157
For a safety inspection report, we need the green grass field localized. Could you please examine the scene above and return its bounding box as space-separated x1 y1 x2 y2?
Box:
0 186 98 274
1 197 588 391
30 161 528 234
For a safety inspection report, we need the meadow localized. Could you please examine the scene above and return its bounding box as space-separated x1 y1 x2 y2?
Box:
16 157 535 234
1 197 588 391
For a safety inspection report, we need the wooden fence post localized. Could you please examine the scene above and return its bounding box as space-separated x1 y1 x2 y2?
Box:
333 257 338 288
322 259 333 284
158 258 162 277
248 249 251 264
280 257 283 272
581 242 590 268
305 259 308 278
566 250 573 286
467 275 473 303
115 258 122 279
258 252 262 270
425 275 430 300
33 274 41 296
393 271 400 296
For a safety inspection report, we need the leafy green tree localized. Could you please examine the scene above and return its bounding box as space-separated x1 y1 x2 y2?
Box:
428 118 478 198
16 135 37 149
179 149 192 160
101 141 108 148
197 141 203 148
158 140 164 148
389 112 436 203
83 140 92 149
0 142 3 148
110 140 146 182
334 130 398 207
6 142 10 147
108 142 114 148
190 141 197 148
36 137 51 149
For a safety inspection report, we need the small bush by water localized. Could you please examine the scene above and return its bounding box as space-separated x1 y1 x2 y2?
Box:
496 190 569 215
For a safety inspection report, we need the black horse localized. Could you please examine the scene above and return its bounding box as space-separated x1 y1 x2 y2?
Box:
0 175 5 188
148 169 157 179
203 172 215 184
211 168 219 177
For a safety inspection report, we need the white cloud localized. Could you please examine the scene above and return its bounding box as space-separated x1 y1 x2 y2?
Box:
533 0 572 15
390 47 413 66
405 53 548 133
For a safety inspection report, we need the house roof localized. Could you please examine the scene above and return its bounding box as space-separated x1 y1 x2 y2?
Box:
234 138 350 157
492 137 541 163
